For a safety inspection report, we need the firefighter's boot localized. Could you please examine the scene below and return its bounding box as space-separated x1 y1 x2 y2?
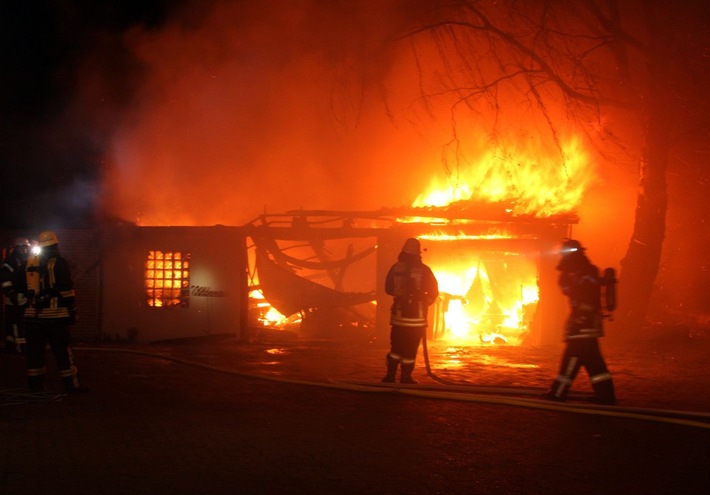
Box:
400 362 418 384
591 378 616 405
382 354 398 383
61 369 89 394
539 378 569 402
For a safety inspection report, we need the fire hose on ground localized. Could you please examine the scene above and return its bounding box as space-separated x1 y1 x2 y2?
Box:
23 345 703 431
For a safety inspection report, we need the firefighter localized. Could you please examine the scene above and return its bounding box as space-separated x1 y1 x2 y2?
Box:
541 239 616 405
1 237 31 353
23 230 86 393
382 238 439 384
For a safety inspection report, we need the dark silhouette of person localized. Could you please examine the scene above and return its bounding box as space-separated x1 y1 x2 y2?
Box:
541 239 615 405
1 237 31 353
382 238 439 384
24 231 87 393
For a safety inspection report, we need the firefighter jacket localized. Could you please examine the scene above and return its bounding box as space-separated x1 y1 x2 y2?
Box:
24 250 76 322
557 255 603 340
385 253 439 328
1 252 29 307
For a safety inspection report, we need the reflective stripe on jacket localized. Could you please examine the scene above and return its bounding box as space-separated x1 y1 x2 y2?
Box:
24 257 75 321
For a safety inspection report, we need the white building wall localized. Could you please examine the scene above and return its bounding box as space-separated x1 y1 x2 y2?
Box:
100 225 246 343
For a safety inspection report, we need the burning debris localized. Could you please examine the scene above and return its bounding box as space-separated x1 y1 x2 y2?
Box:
245 213 380 337
243 204 576 346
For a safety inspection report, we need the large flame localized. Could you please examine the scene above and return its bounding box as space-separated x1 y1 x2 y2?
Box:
249 289 303 328
413 136 594 216
413 135 594 344
424 235 539 346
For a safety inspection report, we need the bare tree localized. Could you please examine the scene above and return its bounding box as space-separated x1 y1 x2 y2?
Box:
396 0 710 335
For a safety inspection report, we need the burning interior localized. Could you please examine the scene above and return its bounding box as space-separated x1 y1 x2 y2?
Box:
246 205 576 346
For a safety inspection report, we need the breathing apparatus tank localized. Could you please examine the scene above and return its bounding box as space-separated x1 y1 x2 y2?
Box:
601 267 617 314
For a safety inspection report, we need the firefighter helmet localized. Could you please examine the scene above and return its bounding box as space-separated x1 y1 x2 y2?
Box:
560 238 584 255
402 238 421 255
38 230 59 247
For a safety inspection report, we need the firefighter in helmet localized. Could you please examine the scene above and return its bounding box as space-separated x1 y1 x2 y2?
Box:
541 239 616 405
1 237 31 353
382 237 439 384
24 230 86 393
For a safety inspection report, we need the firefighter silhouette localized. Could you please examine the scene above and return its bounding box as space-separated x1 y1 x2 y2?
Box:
541 239 616 405
382 238 439 384
1 237 31 353
24 231 87 393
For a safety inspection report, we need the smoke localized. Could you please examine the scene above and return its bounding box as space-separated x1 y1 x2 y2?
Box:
2 0 635 261
49 1 637 266
69 1 640 263
91 0 442 226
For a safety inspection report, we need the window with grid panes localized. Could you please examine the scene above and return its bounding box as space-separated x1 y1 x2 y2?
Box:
145 250 191 307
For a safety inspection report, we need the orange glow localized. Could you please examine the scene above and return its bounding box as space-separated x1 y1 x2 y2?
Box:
410 136 594 345
437 346 543 370
249 289 303 328
413 136 594 217
420 232 528 241
427 243 539 346
263 306 289 326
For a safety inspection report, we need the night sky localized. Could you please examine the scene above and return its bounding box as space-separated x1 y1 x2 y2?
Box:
0 0 180 228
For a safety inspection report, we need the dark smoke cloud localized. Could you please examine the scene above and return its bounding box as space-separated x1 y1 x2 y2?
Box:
1 0 638 270
0 0 179 228
89 0 441 226
2 1 639 266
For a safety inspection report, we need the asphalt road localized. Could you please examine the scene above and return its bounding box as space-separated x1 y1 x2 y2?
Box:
2 335 709 495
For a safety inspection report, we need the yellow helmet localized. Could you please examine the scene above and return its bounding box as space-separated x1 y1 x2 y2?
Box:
38 230 59 247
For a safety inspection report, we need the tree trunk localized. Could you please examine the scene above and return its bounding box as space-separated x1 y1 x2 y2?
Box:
616 3 671 336
617 124 668 334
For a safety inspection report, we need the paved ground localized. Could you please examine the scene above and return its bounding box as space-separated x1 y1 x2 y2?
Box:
2 330 709 494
